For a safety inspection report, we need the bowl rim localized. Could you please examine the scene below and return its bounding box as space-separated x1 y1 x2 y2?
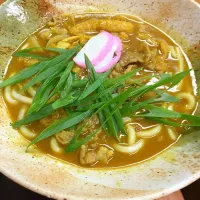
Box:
0 0 200 199
1 163 200 200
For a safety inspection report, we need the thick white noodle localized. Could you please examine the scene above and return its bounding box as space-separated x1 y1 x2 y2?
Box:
123 117 132 123
27 87 36 97
30 35 43 52
169 46 177 58
162 103 174 111
167 128 177 141
176 47 184 72
19 126 36 139
18 106 36 138
50 137 63 153
4 86 18 105
136 125 162 138
162 103 167 109
168 103 174 111
113 124 139 154
113 139 144 154
175 46 185 89
18 106 27 120
175 92 196 110
12 89 32 104
46 34 68 47
127 125 136 145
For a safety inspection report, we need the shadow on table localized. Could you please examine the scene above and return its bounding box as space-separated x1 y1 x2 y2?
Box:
0 173 199 200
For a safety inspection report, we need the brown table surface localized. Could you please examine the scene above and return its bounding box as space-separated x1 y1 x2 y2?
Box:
0 0 199 200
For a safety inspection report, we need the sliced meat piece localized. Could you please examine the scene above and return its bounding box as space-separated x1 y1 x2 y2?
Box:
80 145 97 165
39 29 52 40
40 111 60 127
124 64 137 74
137 26 158 46
147 55 168 72
109 69 121 78
139 43 168 72
81 115 100 133
115 51 145 73
40 109 66 127
79 145 114 165
116 32 130 42
158 39 170 59
96 146 114 164
50 27 68 35
55 130 75 145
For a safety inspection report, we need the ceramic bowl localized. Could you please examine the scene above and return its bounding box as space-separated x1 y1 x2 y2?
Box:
0 0 199 199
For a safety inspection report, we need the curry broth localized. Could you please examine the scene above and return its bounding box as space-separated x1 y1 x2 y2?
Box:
3 13 197 168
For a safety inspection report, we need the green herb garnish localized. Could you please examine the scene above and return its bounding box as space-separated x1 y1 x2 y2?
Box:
0 45 198 153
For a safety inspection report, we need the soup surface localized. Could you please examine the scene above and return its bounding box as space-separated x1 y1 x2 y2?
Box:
2 13 198 168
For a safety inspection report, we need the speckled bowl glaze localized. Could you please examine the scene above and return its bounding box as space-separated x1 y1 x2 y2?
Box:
0 0 199 199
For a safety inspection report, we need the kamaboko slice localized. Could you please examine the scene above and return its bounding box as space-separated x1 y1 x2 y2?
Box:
94 36 122 73
73 31 114 67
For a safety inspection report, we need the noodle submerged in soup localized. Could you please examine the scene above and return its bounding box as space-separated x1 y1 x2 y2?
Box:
2 13 199 168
